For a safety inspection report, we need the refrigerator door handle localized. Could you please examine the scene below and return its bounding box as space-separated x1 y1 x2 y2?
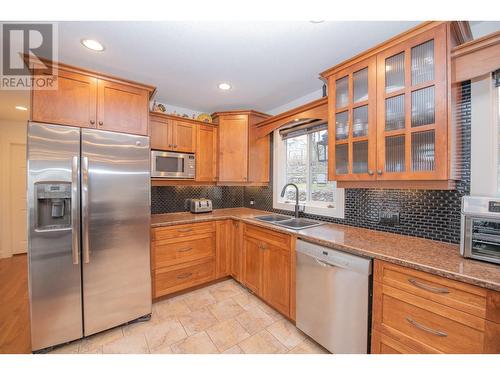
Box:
82 156 90 264
71 156 80 265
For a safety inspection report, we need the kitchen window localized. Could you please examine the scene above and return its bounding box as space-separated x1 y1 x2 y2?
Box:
273 123 345 218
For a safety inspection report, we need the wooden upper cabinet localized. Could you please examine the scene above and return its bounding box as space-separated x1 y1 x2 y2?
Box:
97 79 149 135
30 61 154 136
196 124 217 181
328 56 377 181
217 114 249 182
32 69 97 128
322 22 454 189
149 113 197 153
213 111 271 184
172 120 196 153
376 23 448 181
150 116 172 150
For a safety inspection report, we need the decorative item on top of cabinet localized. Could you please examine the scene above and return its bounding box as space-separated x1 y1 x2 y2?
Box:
371 260 500 354
321 22 458 190
149 112 197 153
211 110 271 184
30 59 154 136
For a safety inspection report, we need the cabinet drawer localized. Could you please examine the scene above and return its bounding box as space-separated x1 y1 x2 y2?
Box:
244 224 290 250
371 329 419 354
376 289 484 353
153 260 215 298
153 234 215 269
152 222 216 241
374 260 487 318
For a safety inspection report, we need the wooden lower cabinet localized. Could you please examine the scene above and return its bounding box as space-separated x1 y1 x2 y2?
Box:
371 260 500 354
242 224 291 317
215 220 232 278
231 220 244 282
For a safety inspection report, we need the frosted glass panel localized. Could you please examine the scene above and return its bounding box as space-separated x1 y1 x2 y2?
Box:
335 111 349 140
353 68 368 103
335 144 348 175
352 105 368 138
385 52 405 93
411 40 434 86
385 135 405 173
353 141 368 174
336 76 349 109
385 95 405 131
411 86 435 127
411 130 435 172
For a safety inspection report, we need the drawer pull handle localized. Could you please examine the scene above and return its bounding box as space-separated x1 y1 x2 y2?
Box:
178 228 193 233
176 272 193 280
178 247 192 252
408 278 450 294
406 317 448 337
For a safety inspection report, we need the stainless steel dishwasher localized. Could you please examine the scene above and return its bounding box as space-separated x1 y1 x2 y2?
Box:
296 239 372 354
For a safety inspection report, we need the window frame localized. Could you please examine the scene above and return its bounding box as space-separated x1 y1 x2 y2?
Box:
273 130 345 218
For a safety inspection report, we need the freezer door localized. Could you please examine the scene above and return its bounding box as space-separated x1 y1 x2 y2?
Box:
27 122 83 351
81 129 151 336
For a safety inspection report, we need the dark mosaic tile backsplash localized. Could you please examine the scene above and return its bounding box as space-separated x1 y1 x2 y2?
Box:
152 82 471 244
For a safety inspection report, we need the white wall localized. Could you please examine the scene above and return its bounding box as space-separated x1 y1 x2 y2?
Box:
266 89 324 115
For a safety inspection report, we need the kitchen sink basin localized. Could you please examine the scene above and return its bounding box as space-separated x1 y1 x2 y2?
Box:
274 218 323 230
254 214 292 222
254 215 324 230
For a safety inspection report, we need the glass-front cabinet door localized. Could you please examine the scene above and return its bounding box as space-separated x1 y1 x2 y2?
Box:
376 23 448 181
328 56 377 181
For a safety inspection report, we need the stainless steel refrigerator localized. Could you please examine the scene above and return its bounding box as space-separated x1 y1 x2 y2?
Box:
27 122 152 351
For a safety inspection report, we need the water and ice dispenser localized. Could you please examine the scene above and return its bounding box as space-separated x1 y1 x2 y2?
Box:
35 182 72 231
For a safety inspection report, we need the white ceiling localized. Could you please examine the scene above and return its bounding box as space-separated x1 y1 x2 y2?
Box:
47 21 421 113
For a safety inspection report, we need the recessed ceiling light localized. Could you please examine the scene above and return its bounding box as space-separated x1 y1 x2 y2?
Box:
309 20 325 24
218 83 231 91
81 39 105 52
15 105 28 111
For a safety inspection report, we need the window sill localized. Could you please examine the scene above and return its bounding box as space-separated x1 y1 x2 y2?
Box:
273 191 345 219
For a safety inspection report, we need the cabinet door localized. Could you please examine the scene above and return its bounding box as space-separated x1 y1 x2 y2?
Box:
248 115 270 183
32 69 97 128
376 24 448 181
196 124 217 181
371 329 418 354
242 235 263 294
231 221 243 282
173 120 196 153
150 117 173 151
215 220 232 278
262 243 290 316
97 79 149 135
218 115 249 182
328 56 377 181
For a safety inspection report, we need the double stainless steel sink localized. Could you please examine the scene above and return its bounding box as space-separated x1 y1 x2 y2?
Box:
253 214 324 230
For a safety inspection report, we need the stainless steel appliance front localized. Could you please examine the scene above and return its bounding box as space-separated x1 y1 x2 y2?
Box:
296 240 372 354
461 196 500 265
28 122 152 351
151 150 195 179
28 123 83 350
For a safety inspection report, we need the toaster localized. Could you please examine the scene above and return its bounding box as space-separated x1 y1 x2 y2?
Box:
189 198 213 214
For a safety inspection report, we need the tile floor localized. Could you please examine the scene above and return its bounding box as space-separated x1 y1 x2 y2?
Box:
48 279 329 354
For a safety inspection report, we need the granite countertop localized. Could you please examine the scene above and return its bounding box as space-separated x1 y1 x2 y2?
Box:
151 208 500 291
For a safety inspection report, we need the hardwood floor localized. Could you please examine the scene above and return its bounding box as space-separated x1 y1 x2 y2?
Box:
0 254 31 354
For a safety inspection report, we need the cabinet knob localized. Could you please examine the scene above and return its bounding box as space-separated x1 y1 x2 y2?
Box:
98 121 103 126
174 145 178 148
168 144 173 148
377 169 383 175
90 120 95 125
368 170 374 176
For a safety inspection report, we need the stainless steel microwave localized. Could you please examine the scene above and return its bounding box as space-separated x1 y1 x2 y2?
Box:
151 150 195 179
461 196 500 265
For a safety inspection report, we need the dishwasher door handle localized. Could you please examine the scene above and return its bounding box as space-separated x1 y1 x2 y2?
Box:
314 257 349 269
